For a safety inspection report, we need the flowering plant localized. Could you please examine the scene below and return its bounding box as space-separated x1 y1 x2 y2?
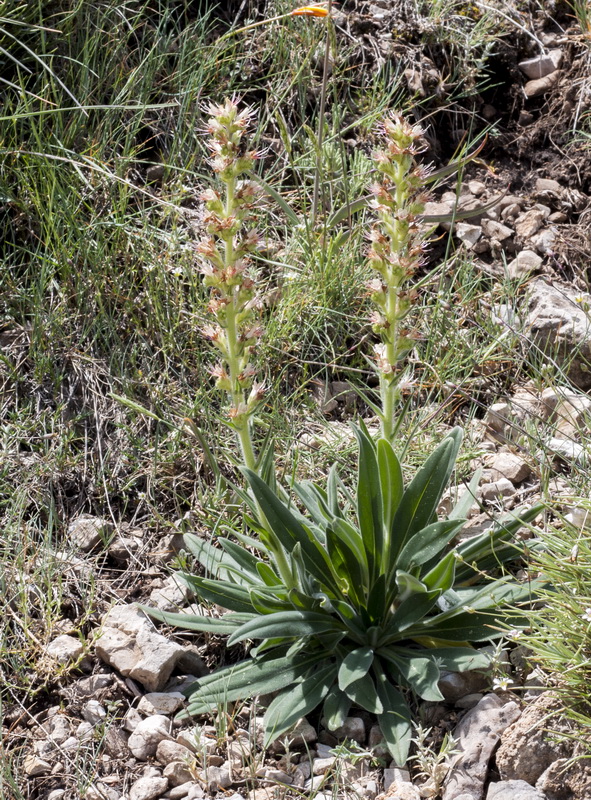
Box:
143 101 540 767
196 99 264 470
146 426 540 764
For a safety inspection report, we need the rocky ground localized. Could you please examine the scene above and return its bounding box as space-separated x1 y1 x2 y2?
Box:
4 0 591 799
15 185 591 799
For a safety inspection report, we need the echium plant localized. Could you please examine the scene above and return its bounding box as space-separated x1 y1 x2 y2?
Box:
366 114 431 441
197 99 264 471
144 105 542 767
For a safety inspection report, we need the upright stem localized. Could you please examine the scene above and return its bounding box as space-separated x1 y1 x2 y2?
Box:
222 176 257 471
381 279 400 441
312 0 332 224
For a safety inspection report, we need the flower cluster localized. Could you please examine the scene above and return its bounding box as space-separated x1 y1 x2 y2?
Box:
366 114 432 439
196 99 264 469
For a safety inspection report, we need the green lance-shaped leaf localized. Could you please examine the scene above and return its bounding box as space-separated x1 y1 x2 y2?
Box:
227 610 345 646
354 426 384 580
176 574 256 613
448 469 482 521
374 664 412 767
140 606 256 634
329 517 369 579
323 685 352 731
377 438 404 554
256 561 282 587
379 590 442 642
395 571 429 602
292 479 334 528
413 646 490 672
454 503 543 581
263 664 337 747
403 607 503 642
379 649 443 701
183 533 234 578
389 428 463 563
219 538 266 582
247 588 292 615
396 519 467 573
422 551 457 592
241 468 341 593
344 672 384 714
183 651 325 715
338 646 374 691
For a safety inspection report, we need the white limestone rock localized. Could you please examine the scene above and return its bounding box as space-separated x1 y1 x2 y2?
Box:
442 695 521 800
164 761 195 787
129 776 169 800
485 452 532 484
128 715 173 760
156 739 194 766
138 692 185 716
45 635 84 665
507 250 543 278
518 53 560 80
68 515 113 552
82 700 107 726
480 478 516 501
95 603 185 692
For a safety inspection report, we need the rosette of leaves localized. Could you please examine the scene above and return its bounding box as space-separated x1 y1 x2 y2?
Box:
144 427 540 765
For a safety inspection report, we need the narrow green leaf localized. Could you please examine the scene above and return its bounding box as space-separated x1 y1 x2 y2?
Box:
424 136 487 185
448 470 481 520
248 589 291 615
375 666 412 767
227 610 343 646
140 605 255 633
323 685 352 731
395 571 428 602
250 172 301 226
421 193 504 224
338 647 374 691
183 534 228 576
354 427 384 577
423 552 457 592
326 194 372 228
292 480 333 528
454 503 543 581
380 590 442 641
184 651 324 714
344 672 383 714
326 534 363 603
331 599 367 639
263 664 337 747
109 393 163 422
256 562 282 587
330 518 368 575
327 463 343 519
413 646 490 672
390 428 462 562
366 573 388 624
219 538 265 582
380 650 443 701
242 469 339 592
404 609 502 642
397 519 466 572
178 574 255 613
377 438 404 555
